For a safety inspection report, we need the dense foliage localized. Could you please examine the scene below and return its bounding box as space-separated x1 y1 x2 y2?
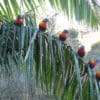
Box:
0 20 100 100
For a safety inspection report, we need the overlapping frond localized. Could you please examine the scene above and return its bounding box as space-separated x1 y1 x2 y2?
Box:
0 0 100 28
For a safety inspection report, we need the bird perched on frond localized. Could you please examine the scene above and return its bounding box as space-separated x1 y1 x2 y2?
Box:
88 59 96 69
0 20 3 34
77 46 85 58
59 30 69 41
96 72 100 81
14 15 23 26
39 18 48 32
0 20 3 29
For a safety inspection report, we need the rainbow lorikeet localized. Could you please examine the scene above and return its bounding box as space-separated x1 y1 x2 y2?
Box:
0 20 3 29
77 46 85 57
88 59 96 69
59 30 69 41
0 20 3 34
96 72 100 80
39 18 48 32
15 15 23 26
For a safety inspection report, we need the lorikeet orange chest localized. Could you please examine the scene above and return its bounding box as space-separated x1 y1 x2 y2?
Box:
77 46 85 57
15 18 23 25
39 22 47 32
59 33 66 41
96 72 100 80
60 33 67 39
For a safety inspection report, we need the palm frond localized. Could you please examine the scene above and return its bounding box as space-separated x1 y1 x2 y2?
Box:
0 0 100 28
0 20 100 99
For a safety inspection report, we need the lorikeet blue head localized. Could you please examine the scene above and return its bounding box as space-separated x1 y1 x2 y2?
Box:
43 18 49 23
80 45 85 50
17 15 22 19
63 30 69 34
